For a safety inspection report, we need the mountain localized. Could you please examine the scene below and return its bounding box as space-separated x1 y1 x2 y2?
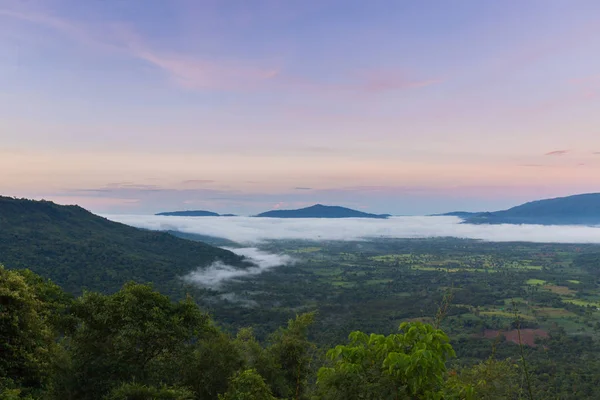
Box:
156 210 220 216
432 211 480 218
255 204 390 219
0 196 250 295
461 193 600 225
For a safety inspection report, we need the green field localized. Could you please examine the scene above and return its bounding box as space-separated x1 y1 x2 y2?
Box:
526 279 547 285
201 237 600 399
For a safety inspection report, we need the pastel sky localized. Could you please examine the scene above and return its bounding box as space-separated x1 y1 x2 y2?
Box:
2 0 600 215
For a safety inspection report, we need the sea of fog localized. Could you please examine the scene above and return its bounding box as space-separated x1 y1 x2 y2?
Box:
106 215 600 244
103 215 600 287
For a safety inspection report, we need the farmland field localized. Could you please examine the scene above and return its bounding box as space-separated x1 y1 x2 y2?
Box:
189 238 600 344
183 237 600 397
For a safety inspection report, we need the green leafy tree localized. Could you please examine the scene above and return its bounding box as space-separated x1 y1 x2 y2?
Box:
267 312 316 399
218 369 276 400
176 330 245 399
56 283 211 399
0 266 61 398
234 328 283 395
446 358 521 400
317 322 459 399
105 382 194 400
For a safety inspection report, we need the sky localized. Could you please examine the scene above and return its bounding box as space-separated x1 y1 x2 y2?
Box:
2 0 600 215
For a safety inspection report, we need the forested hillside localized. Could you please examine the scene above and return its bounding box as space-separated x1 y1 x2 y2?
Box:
0 197 250 295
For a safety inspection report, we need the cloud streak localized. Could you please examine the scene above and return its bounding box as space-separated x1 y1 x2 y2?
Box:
183 247 294 287
0 7 440 95
545 150 570 156
182 180 216 185
107 215 600 244
128 47 280 91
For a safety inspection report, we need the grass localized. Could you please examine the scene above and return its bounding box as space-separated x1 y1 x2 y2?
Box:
412 266 461 272
331 281 356 288
520 265 543 270
480 311 535 320
290 247 322 253
526 279 547 285
366 279 393 285
534 307 576 317
563 299 600 307
568 280 581 284
412 266 495 273
312 268 343 276
544 285 576 295
370 254 413 262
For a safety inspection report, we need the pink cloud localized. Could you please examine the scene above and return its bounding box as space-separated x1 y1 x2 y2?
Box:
545 150 570 156
112 25 281 90
1 8 280 91
0 7 439 95
569 74 600 100
0 8 122 52
279 70 440 97
0 9 77 32
133 50 279 90
354 70 441 94
569 74 600 85
182 179 216 185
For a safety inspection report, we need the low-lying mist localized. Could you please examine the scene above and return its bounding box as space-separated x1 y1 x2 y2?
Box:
106 215 600 244
183 247 294 287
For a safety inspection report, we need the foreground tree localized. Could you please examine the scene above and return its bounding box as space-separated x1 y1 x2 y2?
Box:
316 321 462 399
176 330 245 399
218 369 276 400
55 283 212 399
0 266 64 398
105 383 194 400
267 312 316 399
447 358 522 399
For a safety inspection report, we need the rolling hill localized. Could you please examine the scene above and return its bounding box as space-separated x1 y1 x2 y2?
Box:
460 193 600 225
255 204 390 219
0 196 250 295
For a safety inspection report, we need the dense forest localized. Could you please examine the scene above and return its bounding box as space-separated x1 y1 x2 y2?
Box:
2 265 532 400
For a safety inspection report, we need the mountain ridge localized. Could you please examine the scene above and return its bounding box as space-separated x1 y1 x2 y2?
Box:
255 204 390 219
442 193 600 225
156 210 237 217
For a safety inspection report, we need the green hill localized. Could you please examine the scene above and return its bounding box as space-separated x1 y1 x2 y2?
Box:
255 204 390 219
0 196 249 295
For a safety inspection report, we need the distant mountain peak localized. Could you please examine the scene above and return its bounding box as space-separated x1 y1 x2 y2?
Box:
156 210 229 217
255 204 390 219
